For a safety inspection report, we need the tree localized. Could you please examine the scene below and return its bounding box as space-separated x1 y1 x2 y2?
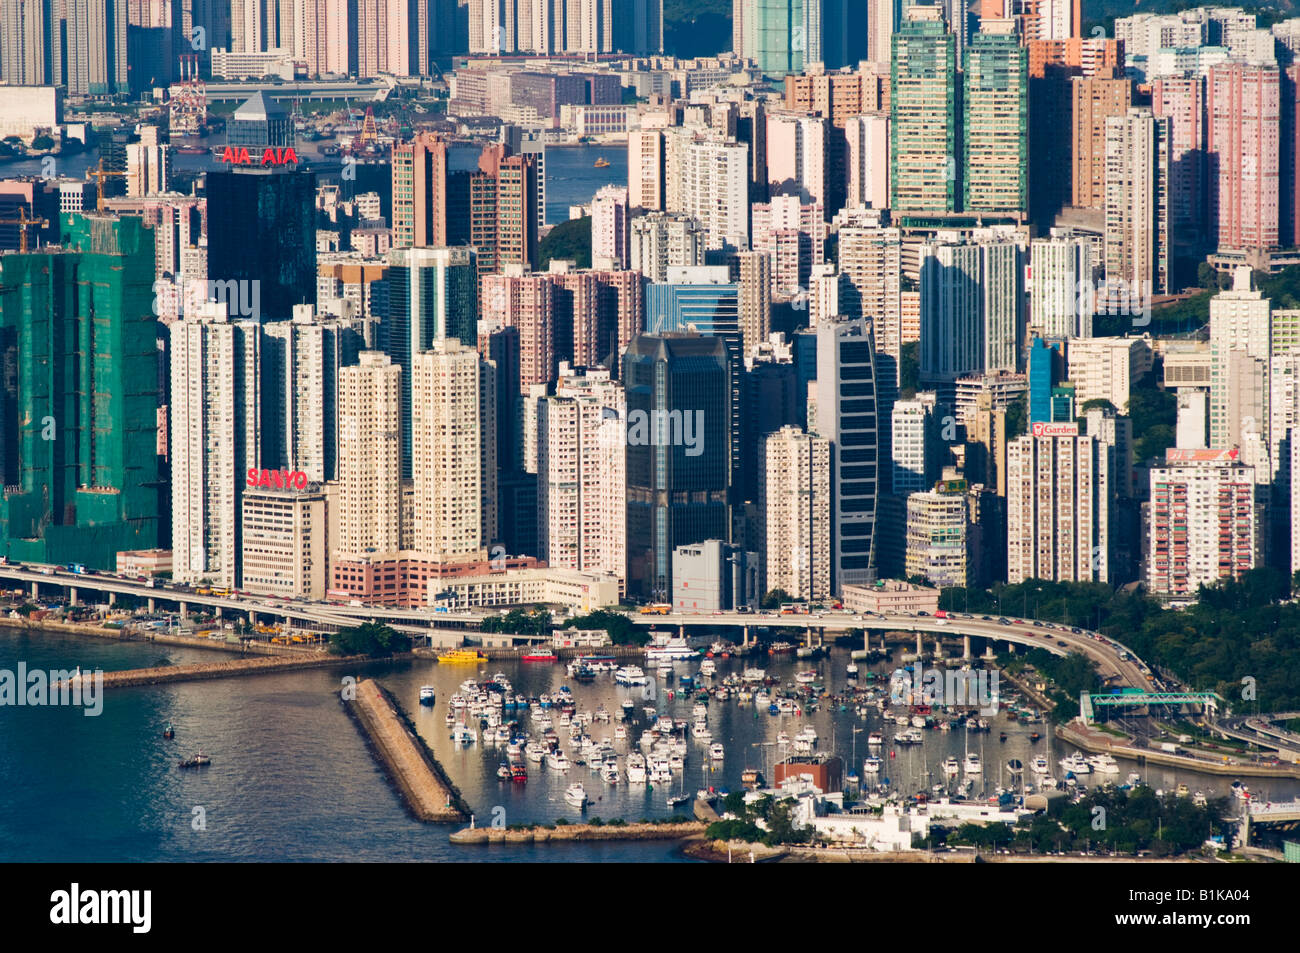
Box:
1005 393 1028 439
761 588 793 610
31 134 54 151
566 609 644 645
899 340 920 399
1080 398 1117 415
329 621 411 657
539 216 591 269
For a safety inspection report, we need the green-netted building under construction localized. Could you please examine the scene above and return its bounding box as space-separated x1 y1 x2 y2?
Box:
0 214 161 568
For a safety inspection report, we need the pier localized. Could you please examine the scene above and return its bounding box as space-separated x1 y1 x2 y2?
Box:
346 678 468 823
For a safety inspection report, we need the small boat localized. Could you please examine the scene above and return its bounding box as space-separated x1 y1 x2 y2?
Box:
998 732 1008 742
511 764 527 782
1087 754 1120 774
846 662 859 679
867 732 883 746
942 756 960 775
162 723 174 739
594 156 611 168
565 783 588 807
862 757 881 774
667 793 691 808
963 753 982 774
1059 753 1091 775
602 763 620 784
709 743 725 760
419 686 436 706
497 763 511 780
1030 757 1049 774
1176 783 1190 797
178 753 211 769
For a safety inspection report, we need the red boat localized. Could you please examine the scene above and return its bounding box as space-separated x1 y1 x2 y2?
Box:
511 765 527 782
521 652 558 662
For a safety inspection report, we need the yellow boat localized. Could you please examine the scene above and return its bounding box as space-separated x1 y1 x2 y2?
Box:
437 649 485 664
594 156 610 168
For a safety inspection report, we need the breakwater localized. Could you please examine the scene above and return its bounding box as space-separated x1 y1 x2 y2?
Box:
449 819 703 844
54 653 361 690
345 678 468 822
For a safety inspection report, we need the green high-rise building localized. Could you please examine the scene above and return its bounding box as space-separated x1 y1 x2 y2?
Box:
890 7 958 214
962 22 1028 215
743 0 807 78
0 214 161 568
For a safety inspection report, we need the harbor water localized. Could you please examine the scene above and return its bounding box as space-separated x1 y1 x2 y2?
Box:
2 628 1292 862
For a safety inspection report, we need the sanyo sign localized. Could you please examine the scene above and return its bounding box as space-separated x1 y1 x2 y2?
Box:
246 468 310 490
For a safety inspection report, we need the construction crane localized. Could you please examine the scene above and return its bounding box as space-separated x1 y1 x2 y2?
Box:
87 158 125 213
0 207 48 253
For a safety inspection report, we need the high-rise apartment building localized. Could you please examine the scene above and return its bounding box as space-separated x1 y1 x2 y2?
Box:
1146 448 1259 597
629 212 704 283
891 7 958 213
1072 76 1133 210
905 484 968 589
1030 231 1093 339
590 184 629 270
759 425 831 601
537 365 627 593
1104 108 1170 303
962 20 1028 215
1152 75 1208 274
170 301 262 587
1006 423 1109 583
336 352 402 559
1207 62 1280 254
411 340 484 563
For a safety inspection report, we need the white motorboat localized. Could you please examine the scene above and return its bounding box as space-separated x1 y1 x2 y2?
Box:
862 757 881 774
867 732 884 746
614 725 627 741
627 754 648 783
846 662 859 678
699 660 717 677
1030 756 1050 774
644 635 698 663
1059 753 1091 775
1087 754 1120 774
419 686 436 706
565 783 588 807
546 750 570 771
942 756 960 775
962 753 982 774
602 763 620 784
709 743 725 760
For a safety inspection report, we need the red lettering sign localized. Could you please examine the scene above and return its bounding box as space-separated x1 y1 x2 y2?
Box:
245 469 309 490
220 146 298 166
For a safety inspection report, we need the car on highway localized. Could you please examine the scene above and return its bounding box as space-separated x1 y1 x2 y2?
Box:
998 618 1011 625
981 616 992 621
1070 627 1082 634
1032 621 1043 627
1057 640 1068 647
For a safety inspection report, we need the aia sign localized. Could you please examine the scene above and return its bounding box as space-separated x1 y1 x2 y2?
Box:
247 468 309 490
220 146 299 166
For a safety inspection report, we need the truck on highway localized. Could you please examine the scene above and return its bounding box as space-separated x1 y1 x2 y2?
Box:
67 563 87 575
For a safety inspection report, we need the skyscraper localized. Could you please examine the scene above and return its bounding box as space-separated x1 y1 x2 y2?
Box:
759 425 831 601
385 245 479 477
537 365 627 593
1030 230 1093 339
891 6 957 214
1208 62 1281 254
336 352 402 558
815 318 882 591
170 301 262 586
1006 423 1109 583
1072 76 1133 210
624 333 732 601
0 214 161 568
1104 107 1170 303
411 340 484 562
205 166 317 322
962 20 1028 215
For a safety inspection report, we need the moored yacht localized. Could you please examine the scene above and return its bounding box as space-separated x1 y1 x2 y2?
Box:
962 753 982 774
1087 754 1120 774
565 783 588 807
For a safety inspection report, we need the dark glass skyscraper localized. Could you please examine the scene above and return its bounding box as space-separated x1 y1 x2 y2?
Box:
624 333 732 601
205 167 317 322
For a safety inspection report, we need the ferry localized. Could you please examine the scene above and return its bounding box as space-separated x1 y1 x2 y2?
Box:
419 686 436 706
645 635 698 663
522 650 558 662
615 665 649 686
438 649 485 664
